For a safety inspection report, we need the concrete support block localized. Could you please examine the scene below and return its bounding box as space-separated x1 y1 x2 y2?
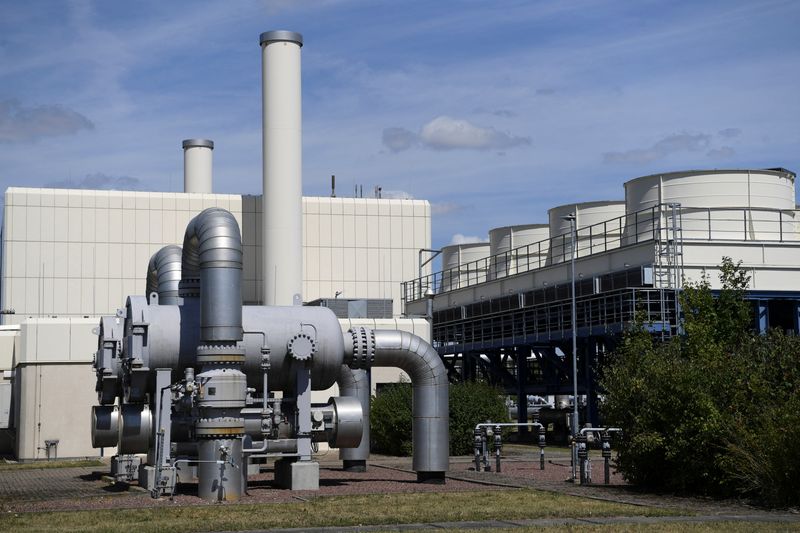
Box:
274 457 319 490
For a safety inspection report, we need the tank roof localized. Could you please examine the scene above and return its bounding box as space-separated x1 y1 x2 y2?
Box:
488 223 548 233
624 168 796 188
547 200 625 214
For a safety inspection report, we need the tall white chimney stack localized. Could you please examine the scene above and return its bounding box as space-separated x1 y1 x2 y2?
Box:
260 30 303 306
182 138 214 193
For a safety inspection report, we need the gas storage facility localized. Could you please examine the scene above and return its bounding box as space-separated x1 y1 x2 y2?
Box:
0 26 798 502
0 31 441 499
403 167 800 435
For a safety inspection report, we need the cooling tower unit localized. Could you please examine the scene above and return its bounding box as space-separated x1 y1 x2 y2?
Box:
487 224 550 280
623 169 796 242
547 201 626 264
440 242 491 291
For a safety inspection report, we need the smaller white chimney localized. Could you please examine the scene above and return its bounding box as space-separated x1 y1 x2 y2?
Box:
182 139 214 193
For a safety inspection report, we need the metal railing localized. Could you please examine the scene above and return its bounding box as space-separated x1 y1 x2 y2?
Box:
433 288 678 350
403 204 798 303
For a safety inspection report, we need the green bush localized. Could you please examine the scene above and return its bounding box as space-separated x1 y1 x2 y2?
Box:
448 381 509 455
370 380 508 456
601 257 800 506
370 382 413 456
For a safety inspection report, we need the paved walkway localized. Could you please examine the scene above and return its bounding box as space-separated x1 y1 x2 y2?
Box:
0 466 141 503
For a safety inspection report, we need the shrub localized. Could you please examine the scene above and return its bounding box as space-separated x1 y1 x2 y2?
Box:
370 382 413 456
601 257 800 506
370 380 508 456
448 381 509 455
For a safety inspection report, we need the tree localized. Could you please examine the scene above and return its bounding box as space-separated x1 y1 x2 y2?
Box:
602 257 800 505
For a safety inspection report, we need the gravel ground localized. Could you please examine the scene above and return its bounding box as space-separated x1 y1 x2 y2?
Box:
0 446 796 521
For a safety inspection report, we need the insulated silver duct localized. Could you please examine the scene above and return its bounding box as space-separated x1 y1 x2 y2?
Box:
345 328 449 482
145 245 183 305
181 208 243 343
337 366 370 471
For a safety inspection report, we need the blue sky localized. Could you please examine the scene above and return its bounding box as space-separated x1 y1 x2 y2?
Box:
1 0 798 250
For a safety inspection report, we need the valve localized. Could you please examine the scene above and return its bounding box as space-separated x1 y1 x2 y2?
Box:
494 425 502 473
601 432 612 485
538 425 546 471
577 434 589 485
473 428 482 472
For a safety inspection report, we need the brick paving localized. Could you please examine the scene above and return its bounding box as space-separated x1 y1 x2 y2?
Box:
0 448 797 530
0 466 142 504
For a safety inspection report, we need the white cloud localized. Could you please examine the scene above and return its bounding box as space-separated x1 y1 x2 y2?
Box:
603 132 712 164
45 172 141 190
0 100 93 143
380 189 414 199
382 127 417 152
449 233 487 245
431 202 463 216
419 116 530 151
718 128 742 139
707 146 736 159
382 116 530 153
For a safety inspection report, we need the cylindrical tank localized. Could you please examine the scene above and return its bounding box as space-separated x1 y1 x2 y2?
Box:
623 169 796 242
547 201 626 264
182 139 213 194
123 296 345 391
440 242 491 291
261 31 304 306
487 224 549 280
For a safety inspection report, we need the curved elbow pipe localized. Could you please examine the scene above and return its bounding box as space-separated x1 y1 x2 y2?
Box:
145 245 183 305
181 208 243 343
337 366 370 469
345 328 449 479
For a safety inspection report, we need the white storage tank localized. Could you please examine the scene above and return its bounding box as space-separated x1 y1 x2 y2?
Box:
623 169 796 242
547 201 626 264
440 242 491 292
487 224 550 280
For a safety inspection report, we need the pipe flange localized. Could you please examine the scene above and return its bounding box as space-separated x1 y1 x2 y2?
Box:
348 327 375 369
196 417 245 438
178 278 200 298
288 333 316 362
196 344 246 365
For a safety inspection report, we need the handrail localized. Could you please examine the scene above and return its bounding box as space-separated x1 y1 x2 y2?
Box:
403 204 797 303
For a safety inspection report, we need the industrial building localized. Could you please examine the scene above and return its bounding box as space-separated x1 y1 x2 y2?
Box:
403 168 800 432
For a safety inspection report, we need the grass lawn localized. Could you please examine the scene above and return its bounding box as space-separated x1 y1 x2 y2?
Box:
0 459 105 471
0 489 679 533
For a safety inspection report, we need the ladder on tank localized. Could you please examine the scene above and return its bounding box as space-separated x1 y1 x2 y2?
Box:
653 203 683 337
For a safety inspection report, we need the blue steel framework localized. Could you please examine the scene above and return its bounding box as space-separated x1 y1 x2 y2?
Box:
403 204 800 433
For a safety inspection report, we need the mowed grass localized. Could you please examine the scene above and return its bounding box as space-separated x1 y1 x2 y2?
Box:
0 489 678 533
0 459 104 471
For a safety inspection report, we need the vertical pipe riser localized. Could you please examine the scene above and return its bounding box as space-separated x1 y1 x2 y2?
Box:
198 439 244 502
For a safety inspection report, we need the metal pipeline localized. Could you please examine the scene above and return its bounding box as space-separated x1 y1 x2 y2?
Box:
337 366 370 471
345 328 449 482
145 245 183 305
181 208 243 343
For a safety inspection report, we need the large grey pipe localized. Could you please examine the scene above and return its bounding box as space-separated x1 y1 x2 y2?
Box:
181 208 243 343
338 366 370 471
345 328 449 482
145 245 183 305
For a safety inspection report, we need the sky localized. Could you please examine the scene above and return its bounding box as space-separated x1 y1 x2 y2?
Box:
1 0 799 252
